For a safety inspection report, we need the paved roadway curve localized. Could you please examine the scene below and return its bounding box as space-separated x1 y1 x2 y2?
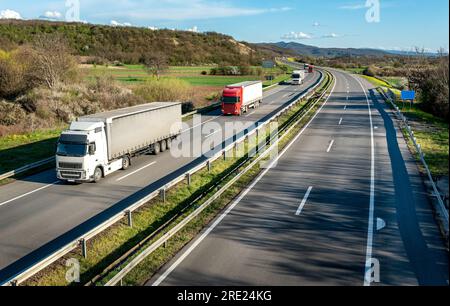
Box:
0 71 321 271
149 69 449 286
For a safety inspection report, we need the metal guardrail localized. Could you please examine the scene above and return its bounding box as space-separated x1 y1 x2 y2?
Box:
378 87 449 238
0 70 324 286
104 71 333 286
0 157 55 181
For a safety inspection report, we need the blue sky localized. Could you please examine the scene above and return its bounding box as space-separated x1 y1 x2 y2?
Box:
1 0 448 52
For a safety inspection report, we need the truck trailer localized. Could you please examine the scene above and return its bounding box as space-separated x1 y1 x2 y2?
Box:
56 102 182 183
291 70 306 85
221 81 263 116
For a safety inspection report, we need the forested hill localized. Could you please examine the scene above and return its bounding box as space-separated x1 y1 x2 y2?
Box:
0 20 269 65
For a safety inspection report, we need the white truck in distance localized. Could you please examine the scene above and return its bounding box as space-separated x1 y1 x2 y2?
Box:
56 102 182 183
291 70 306 85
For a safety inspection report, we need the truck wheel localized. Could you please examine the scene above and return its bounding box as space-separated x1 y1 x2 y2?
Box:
153 142 161 155
160 140 167 152
93 167 102 183
166 138 172 150
122 156 130 170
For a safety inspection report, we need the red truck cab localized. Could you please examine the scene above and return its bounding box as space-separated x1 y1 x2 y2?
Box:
222 86 243 116
308 65 314 73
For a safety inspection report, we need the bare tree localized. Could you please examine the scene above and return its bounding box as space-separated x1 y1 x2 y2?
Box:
26 35 78 88
141 52 169 79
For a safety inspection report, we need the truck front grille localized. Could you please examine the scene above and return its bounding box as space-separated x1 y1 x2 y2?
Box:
58 162 83 169
60 171 82 179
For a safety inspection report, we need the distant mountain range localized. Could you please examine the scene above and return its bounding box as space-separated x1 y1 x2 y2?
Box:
254 42 442 58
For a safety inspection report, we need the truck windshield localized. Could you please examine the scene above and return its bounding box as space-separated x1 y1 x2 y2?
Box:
57 142 87 157
222 96 240 104
292 74 301 79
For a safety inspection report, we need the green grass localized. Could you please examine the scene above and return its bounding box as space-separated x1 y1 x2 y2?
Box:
0 128 65 174
361 75 392 88
84 64 290 87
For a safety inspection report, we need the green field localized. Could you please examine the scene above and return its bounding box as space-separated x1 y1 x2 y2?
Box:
83 64 290 87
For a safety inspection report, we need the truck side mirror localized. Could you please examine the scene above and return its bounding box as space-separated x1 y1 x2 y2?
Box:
89 143 96 155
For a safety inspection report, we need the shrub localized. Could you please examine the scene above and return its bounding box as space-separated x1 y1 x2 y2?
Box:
133 78 193 102
0 100 26 126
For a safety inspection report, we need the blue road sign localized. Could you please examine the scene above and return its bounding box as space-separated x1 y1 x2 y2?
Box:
401 91 416 100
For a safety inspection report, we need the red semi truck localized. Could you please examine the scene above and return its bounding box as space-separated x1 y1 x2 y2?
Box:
221 81 263 116
308 65 314 73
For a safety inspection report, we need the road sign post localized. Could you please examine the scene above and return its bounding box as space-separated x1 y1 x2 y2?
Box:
401 90 416 110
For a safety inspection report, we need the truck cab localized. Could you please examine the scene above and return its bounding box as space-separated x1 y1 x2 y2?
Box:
222 87 242 116
56 121 116 183
291 70 304 85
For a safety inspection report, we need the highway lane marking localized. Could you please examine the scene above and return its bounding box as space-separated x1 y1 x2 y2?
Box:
296 186 313 216
183 115 222 132
327 140 335 153
0 181 59 208
152 73 338 287
116 161 157 182
204 129 221 138
353 75 376 287
339 118 343 125
344 105 347 110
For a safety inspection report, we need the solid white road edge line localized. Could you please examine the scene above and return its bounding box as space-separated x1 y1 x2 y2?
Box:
353 76 376 286
116 162 157 182
151 73 337 286
296 186 313 216
0 181 59 208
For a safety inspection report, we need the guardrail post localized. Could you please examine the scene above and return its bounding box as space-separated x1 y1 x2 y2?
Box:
127 211 133 228
207 160 211 172
186 173 191 186
160 188 166 202
80 239 87 259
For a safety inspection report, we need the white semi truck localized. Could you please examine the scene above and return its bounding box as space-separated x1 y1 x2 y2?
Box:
56 102 182 183
291 70 306 85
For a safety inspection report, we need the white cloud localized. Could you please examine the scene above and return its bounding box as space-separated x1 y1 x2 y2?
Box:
187 26 199 33
148 26 158 31
312 21 321 27
39 11 63 20
110 20 132 27
339 3 366 10
92 0 291 21
44 11 62 19
0 9 22 20
322 33 340 38
282 31 313 40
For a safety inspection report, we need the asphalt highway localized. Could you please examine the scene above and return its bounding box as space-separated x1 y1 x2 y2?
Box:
149 69 448 286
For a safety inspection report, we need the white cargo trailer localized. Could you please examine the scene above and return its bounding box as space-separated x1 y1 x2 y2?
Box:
56 102 182 183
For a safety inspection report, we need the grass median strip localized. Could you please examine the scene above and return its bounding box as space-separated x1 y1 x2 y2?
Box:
23 73 330 286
